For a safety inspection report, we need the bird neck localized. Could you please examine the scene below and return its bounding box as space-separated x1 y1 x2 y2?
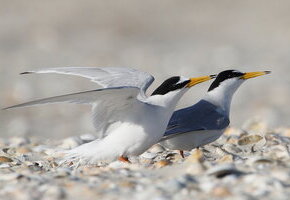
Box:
203 82 241 115
147 89 188 110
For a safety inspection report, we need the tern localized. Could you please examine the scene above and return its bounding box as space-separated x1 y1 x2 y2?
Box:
4 67 215 164
159 70 271 158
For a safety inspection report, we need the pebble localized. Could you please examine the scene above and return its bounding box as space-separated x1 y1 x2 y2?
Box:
80 134 96 143
237 134 266 152
0 173 22 181
211 186 231 197
141 152 157 159
59 137 84 149
148 144 165 154
15 147 32 154
155 160 171 168
186 149 203 163
0 156 13 163
217 154 234 163
207 164 244 178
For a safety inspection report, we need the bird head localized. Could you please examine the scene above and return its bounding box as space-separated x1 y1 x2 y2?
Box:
204 70 271 114
150 75 215 107
208 70 271 93
152 75 216 96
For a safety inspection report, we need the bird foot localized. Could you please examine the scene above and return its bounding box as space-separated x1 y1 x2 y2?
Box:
118 156 131 163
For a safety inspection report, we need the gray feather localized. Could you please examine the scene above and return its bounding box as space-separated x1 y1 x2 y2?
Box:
3 86 139 110
21 67 154 97
162 100 230 140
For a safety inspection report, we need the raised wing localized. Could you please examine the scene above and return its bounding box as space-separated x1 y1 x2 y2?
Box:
3 87 138 109
3 87 140 138
21 67 154 97
161 100 230 140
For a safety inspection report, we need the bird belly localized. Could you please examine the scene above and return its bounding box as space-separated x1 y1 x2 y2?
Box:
94 103 171 159
160 129 225 151
105 121 163 157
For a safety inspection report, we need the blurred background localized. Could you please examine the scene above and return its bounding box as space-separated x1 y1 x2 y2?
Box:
0 0 289 139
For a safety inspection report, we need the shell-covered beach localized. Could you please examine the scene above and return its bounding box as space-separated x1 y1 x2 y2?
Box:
1 122 290 200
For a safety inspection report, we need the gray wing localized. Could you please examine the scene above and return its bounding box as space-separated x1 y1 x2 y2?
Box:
162 100 230 140
21 67 154 97
3 87 140 137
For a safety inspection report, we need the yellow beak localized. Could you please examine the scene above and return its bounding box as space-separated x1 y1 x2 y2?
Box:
240 71 271 79
186 75 216 88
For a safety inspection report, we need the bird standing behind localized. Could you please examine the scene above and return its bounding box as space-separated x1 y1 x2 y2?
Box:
4 67 215 164
160 70 271 158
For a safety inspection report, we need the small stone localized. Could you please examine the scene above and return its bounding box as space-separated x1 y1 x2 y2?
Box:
248 157 274 169
119 181 135 188
54 168 71 177
80 134 96 142
217 155 234 163
211 186 231 197
0 156 13 163
108 161 130 169
59 137 83 149
16 147 32 154
207 164 243 178
238 135 263 145
0 163 10 168
227 137 238 144
0 173 22 181
148 144 165 153
186 149 203 163
155 160 171 168
141 152 157 159
237 134 266 152
222 144 242 155
81 166 102 176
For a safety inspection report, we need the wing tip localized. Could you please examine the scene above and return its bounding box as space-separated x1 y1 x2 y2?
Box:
20 71 34 75
2 106 14 110
2 104 23 110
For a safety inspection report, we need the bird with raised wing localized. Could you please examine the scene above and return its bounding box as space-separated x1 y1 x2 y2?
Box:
4 67 215 164
160 70 271 158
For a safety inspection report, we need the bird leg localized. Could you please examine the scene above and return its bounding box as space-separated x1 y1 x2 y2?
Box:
179 150 185 158
118 156 131 163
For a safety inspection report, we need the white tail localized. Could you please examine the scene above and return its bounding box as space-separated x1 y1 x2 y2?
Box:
62 139 120 165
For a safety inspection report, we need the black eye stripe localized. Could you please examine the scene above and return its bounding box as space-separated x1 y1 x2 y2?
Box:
208 70 244 92
151 76 189 96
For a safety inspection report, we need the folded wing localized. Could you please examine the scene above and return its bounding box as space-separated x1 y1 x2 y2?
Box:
161 100 230 141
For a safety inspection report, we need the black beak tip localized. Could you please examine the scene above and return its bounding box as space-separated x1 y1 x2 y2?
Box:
210 74 217 79
265 71 271 74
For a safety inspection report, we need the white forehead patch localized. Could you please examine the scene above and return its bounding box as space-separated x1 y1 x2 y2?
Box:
232 70 242 73
176 76 189 84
